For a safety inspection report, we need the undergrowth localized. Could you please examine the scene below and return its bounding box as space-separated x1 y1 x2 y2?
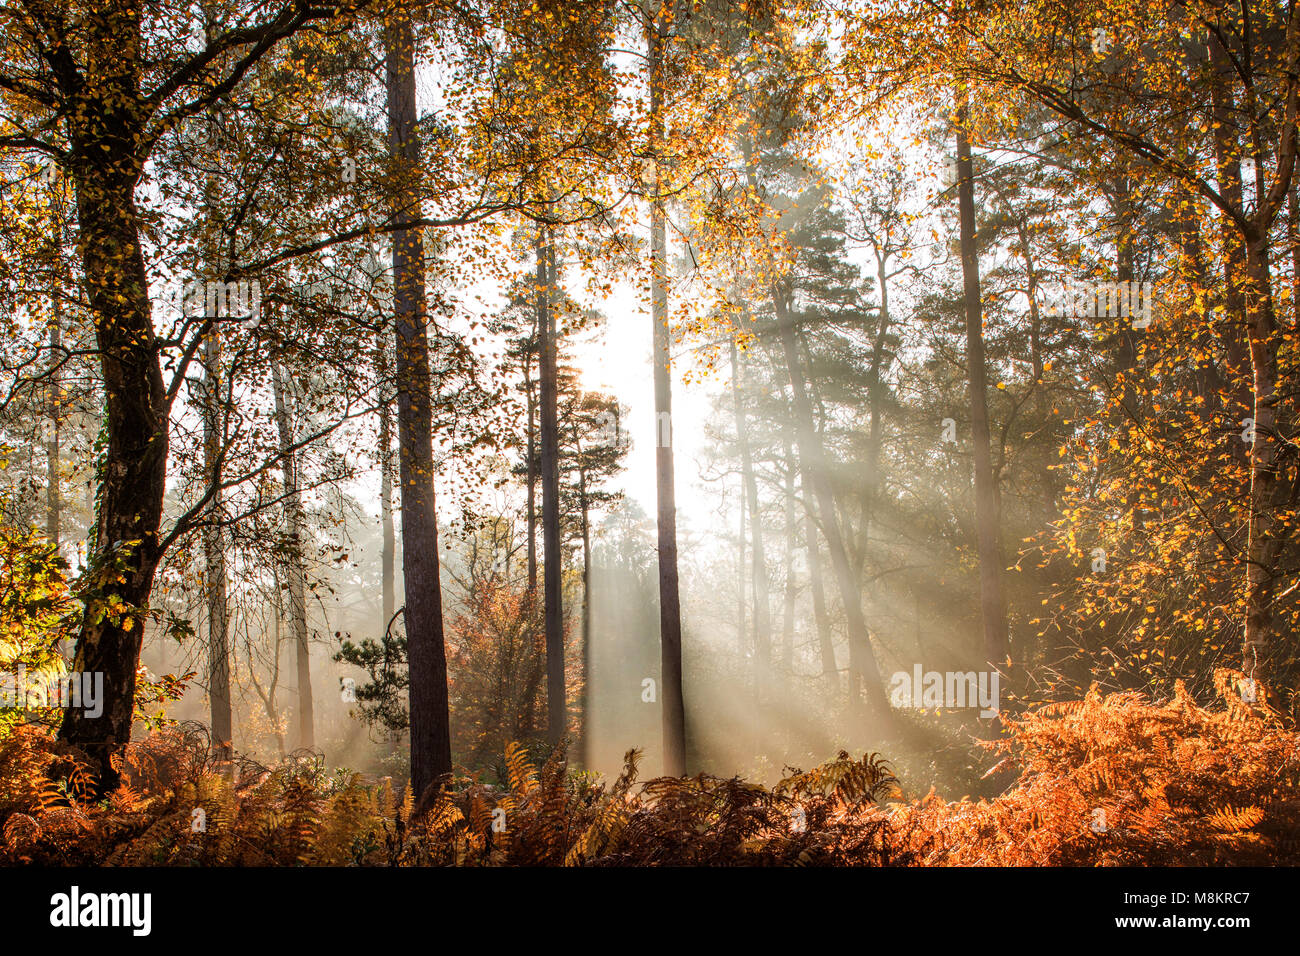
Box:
1 671 1295 866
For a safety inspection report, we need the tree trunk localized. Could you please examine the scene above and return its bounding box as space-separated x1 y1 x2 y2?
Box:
59 120 167 794
537 231 566 746
1208 35 1254 466
736 466 746 654
648 9 687 776
378 341 396 627
271 359 314 751
857 246 891 570
772 292 889 722
267 565 288 762
202 328 232 762
525 338 538 593
1241 234 1286 684
806 508 837 690
46 318 61 546
954 99 1008 671
729 337 771 675
1207 25 1297 685
781 425 797 674
385 12 452 796
578 456 592 767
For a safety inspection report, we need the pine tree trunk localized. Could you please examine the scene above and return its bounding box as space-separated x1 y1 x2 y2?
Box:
578 459 592 767
203 328 232 762
378 341 395 627
773 292 889 722
271 359 314 751
806 509 837 690
955 99 1008 671
729 337 771 675
525 341 538 593
385 12 452 796
648 9 686 776
781 425 797 675
46 318 60 546
537 231 566 746
736 471 746 653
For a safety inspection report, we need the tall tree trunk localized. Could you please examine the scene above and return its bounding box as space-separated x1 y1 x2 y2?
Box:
268 566 287 762
729 337 771 674
954 98 1008 671
1207 22 1298 685
1241 233 1287 684
856 246 891 571
781 425 797 674
248 562 287 763
736 468 746 653
537 231 566 746
578 455 592 767
1008 211 1059 523
202 328 232 762
1111 174 1150 550
525 340 538 593
57 7 164 793
46 318 61 546
772 291 889 722
271 359 314 751
59 146 166 794
732 347 745 658
806 508 837 689
385 12 452 796
378 341 395 628
648 8 686 775
1208 35 1255 468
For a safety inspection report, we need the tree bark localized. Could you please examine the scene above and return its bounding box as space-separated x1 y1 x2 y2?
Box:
378 341 395 627
1241 233 1286 684
729 337 771 675
385 12 452 796
537 231 566 746
806 508 837 689
648 8 687 776
954 98 1008 671
271 359 314 751
58 72 167 792
577 447 592 767
781 424 797 674
46 318 61 546
525 336 538 593
1208 34 1254 464
772 291 889 722
202 328 232 761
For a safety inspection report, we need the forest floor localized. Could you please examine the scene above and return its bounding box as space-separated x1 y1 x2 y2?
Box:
1 671 1296 866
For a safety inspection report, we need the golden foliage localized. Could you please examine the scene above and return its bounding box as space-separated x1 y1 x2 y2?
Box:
888 671 1300 865
3 676 1298 865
